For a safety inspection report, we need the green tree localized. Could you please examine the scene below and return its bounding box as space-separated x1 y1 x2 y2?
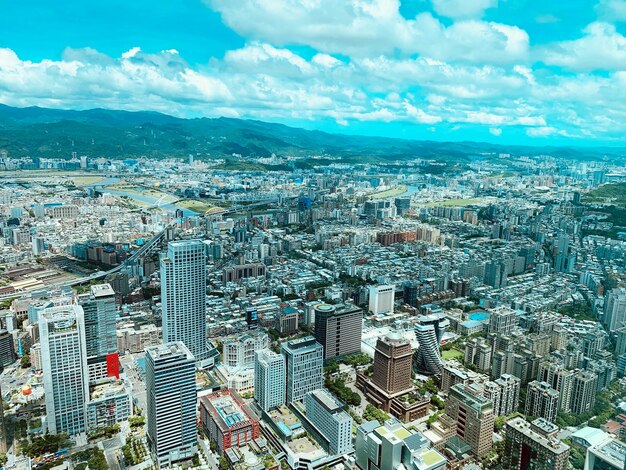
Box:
87 447 108 470
20 354 31 368
220 456 229 470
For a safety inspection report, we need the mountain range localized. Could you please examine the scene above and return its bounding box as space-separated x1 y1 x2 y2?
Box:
0 103 623 165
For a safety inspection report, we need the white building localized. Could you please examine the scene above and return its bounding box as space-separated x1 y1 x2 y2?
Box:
305 389 353 455
368 285 395 314
161 240 209 364
604 288 626 332
255 349 286 412
223 332 270 369
40 305 90 435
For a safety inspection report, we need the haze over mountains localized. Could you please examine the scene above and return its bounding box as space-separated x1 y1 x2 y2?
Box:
0 104 624 164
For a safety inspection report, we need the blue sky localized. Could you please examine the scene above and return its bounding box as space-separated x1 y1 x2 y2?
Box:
2 0 626 145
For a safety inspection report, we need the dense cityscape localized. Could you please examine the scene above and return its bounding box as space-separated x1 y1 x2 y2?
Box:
0 147 624 470
4 1 626 469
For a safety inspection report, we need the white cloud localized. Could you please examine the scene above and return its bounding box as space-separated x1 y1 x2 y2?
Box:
207 0 528 64
538 22 626 71
596 0 626 21
489 127 502 136
431 0 497 20
526 126 562 137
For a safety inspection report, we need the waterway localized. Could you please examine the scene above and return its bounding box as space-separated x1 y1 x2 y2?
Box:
90 178 198 216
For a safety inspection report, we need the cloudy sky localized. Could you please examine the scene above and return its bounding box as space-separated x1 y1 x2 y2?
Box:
1 0 626 145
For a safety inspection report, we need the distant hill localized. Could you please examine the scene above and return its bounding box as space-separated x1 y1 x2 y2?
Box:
0 103 624 164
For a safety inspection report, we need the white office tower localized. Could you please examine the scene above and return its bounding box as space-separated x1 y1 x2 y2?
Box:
281 336 324 403
255 349 286 412
415 314 446 375
368 284 395 314
146 342 197 468
604 288 626 332
40 305 89 435
305 389 353 455
31 237 45 255
161 240 209 365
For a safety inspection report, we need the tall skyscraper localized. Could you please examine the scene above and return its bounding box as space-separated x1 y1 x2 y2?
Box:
146 342 197 468
78 283 119 382
446 383 495 458
525 381 559 423
40 305 90 435
372 332 413 394
553 233 575 274
314 303 362 360
255 349 286 412
503 417 570 470
161 240 208 364
604 288 626 332
368 285 394 314
281 336 323 403
305 389 353 455
414 314 446 375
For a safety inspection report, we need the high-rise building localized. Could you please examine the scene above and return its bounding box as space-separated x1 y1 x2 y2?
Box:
254 349 286 412
0 330 16 368
281 336 324 403
554 233 575 274
484 374 520 417
537 361 574 413
604 288 626 332
464 337 492 372
615 326 626 356
160 240 208 364
78 283 119 382
31 237 45 255
488 306 517 335
484 261 507 289
373 332 413 394
40 305 89 435
525 381 559 423
441 364 468 393
570 370 598 415
446 383 494 458
314 303 362 360
415 314 446 375
356 332 428 422
503 417 570 470
146 342 197 468
368 285 395 314
305 389 353 455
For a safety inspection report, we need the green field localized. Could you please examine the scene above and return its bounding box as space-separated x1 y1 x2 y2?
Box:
177 199 215 214
370 184 407 200
417 198 485 208
441 348 464 360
